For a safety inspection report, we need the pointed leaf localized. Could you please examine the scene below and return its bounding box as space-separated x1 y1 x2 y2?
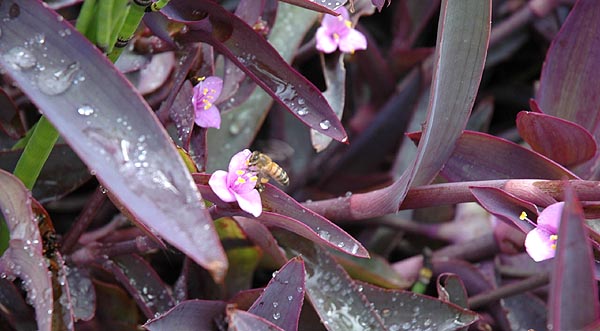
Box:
111 255 176 317
205 3 320 171
536 0 600 139
228 308 285 331
162 0 348 142
0 1 227 280
0 169 52 331
194 173 368 258
249 257 305 331
279 233 387 331
470 186 537 233
408 130 578 181
144 299 227 331
436 273 468 308
409 0 490 186
516 111 596 166
549 186 600 330
361 283 478 330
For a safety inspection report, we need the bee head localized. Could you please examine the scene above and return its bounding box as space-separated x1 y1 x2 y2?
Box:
248 151 261 165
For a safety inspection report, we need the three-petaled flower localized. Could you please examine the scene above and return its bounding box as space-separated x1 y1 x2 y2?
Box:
316 6 367 54
192 76 223 129
523 202 563 262
208 149 263 217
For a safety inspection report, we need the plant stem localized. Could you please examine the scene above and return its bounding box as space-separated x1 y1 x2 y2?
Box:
12 116 59 190
467 272 549 309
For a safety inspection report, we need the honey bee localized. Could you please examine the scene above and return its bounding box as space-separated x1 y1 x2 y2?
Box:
247 151 290 189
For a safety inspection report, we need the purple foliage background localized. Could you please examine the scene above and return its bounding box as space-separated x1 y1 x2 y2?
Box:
0 0 599 330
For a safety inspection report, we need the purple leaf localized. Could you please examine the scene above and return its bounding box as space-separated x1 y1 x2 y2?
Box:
169 80 195 146
144 299 227 331
260 183 369 258
110 255 176 318
195 173 368 258
436 273 468 308
248 257 305 331
276 0 342 14
227 308 285 331
516 111 597 167
0 169 52 331
549 186 600 330
0 1 227 281
0 144 91 203
502 294 547 331
162 0 348 142
361 282 478 330
408 0 490 186
277 232 387 331
470 186 537 233
408 130 578 181
0 279 36 330
536 0 600 140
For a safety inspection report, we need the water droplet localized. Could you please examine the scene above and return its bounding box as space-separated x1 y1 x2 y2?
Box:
4 46 36 69
272 312 281 320
287 295 293 301
319 120 331 130
318 230 330 241
37 62 80 95
297 108 309 116
34 33 45 44
77 104 95 116
344 191 352 197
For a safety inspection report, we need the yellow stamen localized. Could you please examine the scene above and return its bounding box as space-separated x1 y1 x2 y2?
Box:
235 177 246 184
250 176 258 182
519 211 528 220
550 234 558 250
235 170 245 175
333 32 340 41
345 20 352 28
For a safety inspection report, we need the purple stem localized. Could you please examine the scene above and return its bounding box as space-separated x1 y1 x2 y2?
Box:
467 272 549 309
60 187 107 254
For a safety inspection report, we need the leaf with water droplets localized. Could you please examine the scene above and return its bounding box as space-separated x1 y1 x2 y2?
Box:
227 308 285 331
278 233 387 331
248 257 305 331
162 0 348 143
361 282 479 331
0 1 227 281
0 169 52 331
109 255 175 318
144 299 227 331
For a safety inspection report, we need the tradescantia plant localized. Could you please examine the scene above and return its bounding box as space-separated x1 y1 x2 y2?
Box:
0 0 599 330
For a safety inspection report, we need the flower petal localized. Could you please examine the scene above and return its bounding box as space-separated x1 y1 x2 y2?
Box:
316 27 339 54
228 149 252 174
537 202 564 231
321 8 348 31
194 105 221 129
234 189 262 217
339 29 367 53
525 227 557 262
209 170 236 202
201 76 224 96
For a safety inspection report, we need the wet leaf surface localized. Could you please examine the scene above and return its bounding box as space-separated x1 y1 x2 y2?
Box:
0 1 227 281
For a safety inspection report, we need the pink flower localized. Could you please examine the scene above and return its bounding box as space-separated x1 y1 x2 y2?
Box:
316 7 367 54
524 202 564 262
208 149 262 217
192 76 223 129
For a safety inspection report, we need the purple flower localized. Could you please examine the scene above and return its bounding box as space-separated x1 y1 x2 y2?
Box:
192 76 223 129
524 202 563 262
208 149 262 217
316 7 367 54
